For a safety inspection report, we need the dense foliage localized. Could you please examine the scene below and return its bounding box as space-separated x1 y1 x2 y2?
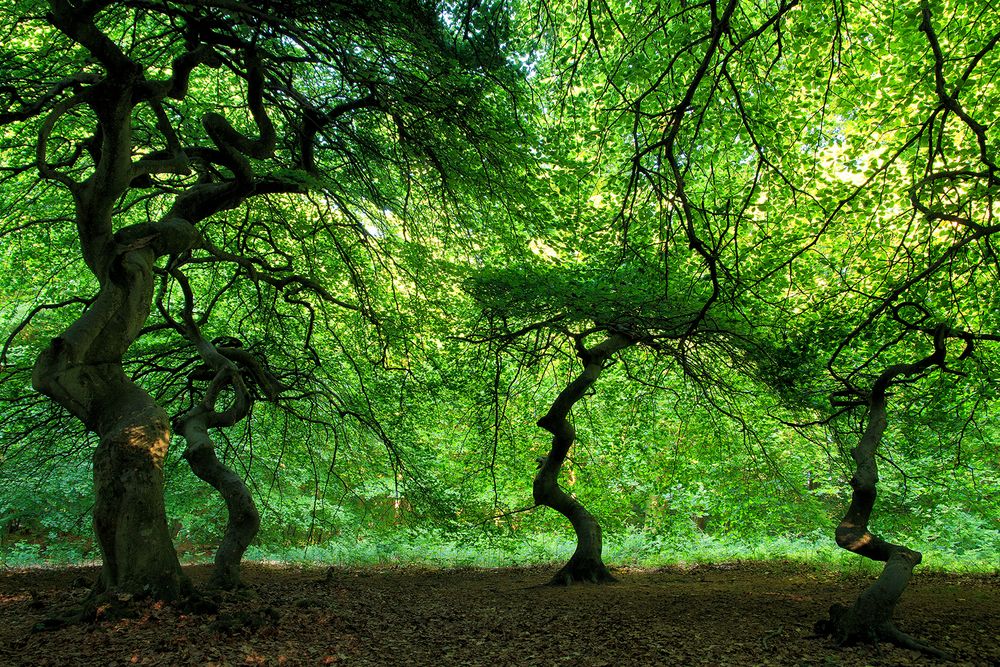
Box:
1 0 998 655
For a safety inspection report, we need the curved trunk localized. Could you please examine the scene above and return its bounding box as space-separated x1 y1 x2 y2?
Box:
166 270 264 590
818 335 949 658
176 409 259 590
533 333 633 585
533 465 611 585
32 248 187 601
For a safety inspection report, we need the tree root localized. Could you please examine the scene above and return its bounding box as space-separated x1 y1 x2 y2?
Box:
548 558 617 586
30 588 220 633
815 603 951 660
32 593 136 633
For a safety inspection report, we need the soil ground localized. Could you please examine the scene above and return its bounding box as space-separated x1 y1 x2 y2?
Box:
0 561 996 666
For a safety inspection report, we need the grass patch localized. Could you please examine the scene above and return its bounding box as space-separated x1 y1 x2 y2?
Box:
4 527 998 574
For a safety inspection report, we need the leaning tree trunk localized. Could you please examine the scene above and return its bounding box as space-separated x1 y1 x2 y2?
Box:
167 271 265 590
176 405 259 590
818 331 949 658
32 248 188 601
533 333 633 585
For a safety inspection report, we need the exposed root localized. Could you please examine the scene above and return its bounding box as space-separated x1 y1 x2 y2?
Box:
30 588 220 633
31 614 76 633
815 603 951 660
548 558 617 586
883 624 950 660
32 592 137 633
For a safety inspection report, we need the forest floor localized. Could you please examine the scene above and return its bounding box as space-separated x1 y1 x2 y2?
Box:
0 561 996 666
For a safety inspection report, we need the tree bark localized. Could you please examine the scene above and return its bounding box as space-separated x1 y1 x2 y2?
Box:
818 330 949 658
32 248 188 600
176 407 260 590
533 333 633 585
165 269 264 590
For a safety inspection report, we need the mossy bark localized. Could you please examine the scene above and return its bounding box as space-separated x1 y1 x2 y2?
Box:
33 250 187 600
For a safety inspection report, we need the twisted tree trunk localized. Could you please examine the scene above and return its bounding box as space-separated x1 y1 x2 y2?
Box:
33 247 188 600
534 333 633 585
26 0 213 602
176 405 260 590
18 0 430 608
166 270 267 590
818 329 949 658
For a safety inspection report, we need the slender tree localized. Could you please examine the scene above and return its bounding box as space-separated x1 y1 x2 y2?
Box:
814 322 1000 657
533 332 634 584
466 260 768 583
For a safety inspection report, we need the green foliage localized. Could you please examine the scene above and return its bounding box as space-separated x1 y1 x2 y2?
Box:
2 0 1000 582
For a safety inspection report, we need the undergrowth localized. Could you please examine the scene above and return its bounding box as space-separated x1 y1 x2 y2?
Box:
6 528 995 574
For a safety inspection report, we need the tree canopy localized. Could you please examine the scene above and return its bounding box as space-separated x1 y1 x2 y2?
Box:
1 0 999 658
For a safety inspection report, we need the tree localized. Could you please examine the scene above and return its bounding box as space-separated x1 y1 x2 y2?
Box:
466 257 771 583
799 0 1000 654
809 321 999 657
533 331 634 584
0 0 526 599
456 0 805 583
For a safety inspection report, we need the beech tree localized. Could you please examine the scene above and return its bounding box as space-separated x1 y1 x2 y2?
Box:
801 1 1000 654
458 0 805 583
466 258 768 584
1 0 999 659
0 0 525 599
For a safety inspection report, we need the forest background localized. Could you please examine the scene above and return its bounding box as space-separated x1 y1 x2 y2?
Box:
0 0 997 640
